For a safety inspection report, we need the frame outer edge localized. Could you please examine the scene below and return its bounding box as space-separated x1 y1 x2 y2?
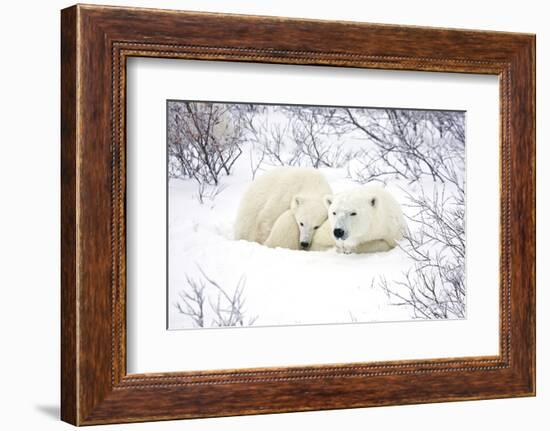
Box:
61 5 79 426
531 34 536 396
508 35 536 395
526 35 536 396
525 34 536 395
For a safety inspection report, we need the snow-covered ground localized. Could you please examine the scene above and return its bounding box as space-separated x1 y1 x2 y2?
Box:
169 160 429 329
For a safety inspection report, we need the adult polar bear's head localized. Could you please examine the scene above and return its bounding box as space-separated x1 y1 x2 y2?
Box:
290 195 327 250
323 185 399 247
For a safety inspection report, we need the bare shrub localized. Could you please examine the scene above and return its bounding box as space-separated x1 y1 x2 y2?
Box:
242 109 302 168
284 106 355 169
332 108 465 186
167 101 245 185
242 105 359 170
194 183 227 205
380 185 465 319
174 275 206 327
174 266 258 328
248 145 266 180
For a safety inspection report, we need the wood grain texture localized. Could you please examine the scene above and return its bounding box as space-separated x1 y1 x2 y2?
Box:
60 4 536 425
60 5 78 425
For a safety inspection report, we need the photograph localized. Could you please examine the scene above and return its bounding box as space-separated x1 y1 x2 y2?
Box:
167 100 466 330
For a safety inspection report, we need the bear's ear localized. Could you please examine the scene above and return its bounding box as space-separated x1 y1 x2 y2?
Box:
323 194 333 209
291 195 302 210
370 197 376 207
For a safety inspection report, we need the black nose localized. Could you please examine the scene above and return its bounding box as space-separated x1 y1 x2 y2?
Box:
300 241 310 249
333 228 345 239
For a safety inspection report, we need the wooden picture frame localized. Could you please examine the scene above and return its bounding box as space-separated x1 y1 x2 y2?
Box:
61 4 535 425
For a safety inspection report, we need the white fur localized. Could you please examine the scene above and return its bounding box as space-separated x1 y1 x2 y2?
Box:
234 167 332 249
263 210 300 250
310 184 406 254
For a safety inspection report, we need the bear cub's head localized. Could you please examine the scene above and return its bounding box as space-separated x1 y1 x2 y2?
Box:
290 195 328 250
324 188 378 244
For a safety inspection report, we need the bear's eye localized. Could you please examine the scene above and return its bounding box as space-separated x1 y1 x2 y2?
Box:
300 222 304 226
350 212 357 216
332 212 336 216
314 226 319 230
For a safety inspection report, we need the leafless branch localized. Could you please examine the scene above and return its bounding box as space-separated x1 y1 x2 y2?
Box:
174 266 258 328
379 183 465 319
167 101 246 185
195 183 227 205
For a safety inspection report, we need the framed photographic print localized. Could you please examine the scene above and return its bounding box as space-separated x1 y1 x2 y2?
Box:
61 4 536 425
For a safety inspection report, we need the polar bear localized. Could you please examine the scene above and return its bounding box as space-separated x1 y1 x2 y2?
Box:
310 184 407 254
234 167 332 250
263 196 329 250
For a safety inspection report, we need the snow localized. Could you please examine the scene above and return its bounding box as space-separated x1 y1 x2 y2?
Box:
168 158 421 330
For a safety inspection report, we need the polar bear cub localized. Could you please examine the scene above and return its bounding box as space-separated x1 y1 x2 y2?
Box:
234 167 332 250
310 184 407 254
